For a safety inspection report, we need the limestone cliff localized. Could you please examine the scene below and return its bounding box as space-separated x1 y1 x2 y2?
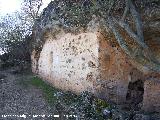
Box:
32 1 160 113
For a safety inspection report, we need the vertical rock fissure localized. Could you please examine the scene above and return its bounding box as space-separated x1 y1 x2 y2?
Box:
49 51 53 74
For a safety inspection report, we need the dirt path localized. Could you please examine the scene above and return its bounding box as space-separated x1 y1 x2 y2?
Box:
0 70 53 120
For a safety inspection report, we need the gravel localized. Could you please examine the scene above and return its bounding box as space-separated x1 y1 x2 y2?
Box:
0 70 54 120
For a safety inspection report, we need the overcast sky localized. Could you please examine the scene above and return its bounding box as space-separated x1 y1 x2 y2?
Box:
0 0 52 16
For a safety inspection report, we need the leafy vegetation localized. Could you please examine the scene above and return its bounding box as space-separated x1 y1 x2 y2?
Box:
29 76 111 119
0 0 43 67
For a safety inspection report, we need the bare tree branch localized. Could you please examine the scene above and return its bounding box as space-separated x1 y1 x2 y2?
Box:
129 0 144 42
108 17 131 56
113 17 148 48
108 16 160 72
35 0 42 19
122 0 129 21
22 0 43 21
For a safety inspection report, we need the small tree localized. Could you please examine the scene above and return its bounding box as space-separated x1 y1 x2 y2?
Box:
0 0 45 65
0 13 31 64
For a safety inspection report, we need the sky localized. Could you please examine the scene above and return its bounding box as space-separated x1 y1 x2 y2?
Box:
0 48 5 55
0 0 52 16
0 0 21 15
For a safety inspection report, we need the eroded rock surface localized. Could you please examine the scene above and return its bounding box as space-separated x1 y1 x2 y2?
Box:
32 1 160 113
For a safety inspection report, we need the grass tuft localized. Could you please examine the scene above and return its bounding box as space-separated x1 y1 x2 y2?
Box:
30 76 59 104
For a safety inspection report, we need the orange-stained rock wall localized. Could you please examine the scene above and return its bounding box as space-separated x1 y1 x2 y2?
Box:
95 32 144 103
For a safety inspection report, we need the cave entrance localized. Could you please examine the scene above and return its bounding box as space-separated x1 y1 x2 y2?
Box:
126 79 144 107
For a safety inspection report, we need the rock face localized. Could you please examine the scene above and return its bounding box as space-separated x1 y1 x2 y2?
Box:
32 30 158 112
32 32 160 112
32 1 160 113
143 78 160 112
32 32 99 93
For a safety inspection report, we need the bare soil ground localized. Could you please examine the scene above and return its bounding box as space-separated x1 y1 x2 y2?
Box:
0 70 53 120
